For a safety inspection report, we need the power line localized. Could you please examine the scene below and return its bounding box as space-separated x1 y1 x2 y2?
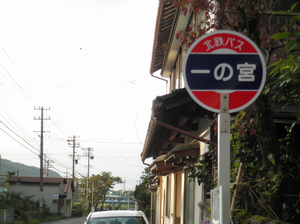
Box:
0 121 39 151
120 139 144 169
0 127 39 155
0 46 38 101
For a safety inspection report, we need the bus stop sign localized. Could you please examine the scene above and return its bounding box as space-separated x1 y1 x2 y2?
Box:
183 30 266 113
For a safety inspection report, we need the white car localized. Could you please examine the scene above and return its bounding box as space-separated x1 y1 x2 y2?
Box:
84 210 150 224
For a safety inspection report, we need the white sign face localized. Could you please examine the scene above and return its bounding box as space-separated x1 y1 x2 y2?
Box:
183 30 266 113
211 187 221 224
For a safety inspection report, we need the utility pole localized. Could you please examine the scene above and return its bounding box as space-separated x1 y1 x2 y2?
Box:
92 182 94 212
34 106 50 215
128 191 130 210
65 168 70 178
82 147 94 210
68 135 80 201
44 154 53 177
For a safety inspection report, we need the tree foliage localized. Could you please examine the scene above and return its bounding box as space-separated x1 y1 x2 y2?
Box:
87 171 123 210
5 171 15 191
0 191 53 222
133 167 151 219
265 3 300 120
162 0 284 48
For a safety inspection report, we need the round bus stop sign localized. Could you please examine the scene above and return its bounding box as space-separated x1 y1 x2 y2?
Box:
183 30 266 113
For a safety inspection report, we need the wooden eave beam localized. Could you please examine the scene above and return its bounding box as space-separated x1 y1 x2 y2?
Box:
164 148 198 164
175 158 195 165
173 148 199 159
161 117 190 150
180 123 198 131
155 118 216 146
164 138 184 144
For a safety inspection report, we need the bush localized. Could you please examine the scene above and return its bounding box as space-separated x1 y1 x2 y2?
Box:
119 205 128 210
113 205 119 210
0 192 63 223
103 204 112 211
72 202 86 217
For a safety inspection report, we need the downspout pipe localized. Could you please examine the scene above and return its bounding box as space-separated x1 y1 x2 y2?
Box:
151 72 168 93
151 72 168 83
143 161 151 166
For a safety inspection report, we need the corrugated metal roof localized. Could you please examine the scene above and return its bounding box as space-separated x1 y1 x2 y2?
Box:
150 1 177 75
64 179 72 193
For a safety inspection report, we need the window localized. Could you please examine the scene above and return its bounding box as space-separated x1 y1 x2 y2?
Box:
89 217 147 224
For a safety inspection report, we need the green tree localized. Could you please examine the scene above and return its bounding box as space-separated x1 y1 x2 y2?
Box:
0 191 39 221
265 3 300 120
6 171 15 191
78 176 88 203
89 171 123 210
133 167 151 218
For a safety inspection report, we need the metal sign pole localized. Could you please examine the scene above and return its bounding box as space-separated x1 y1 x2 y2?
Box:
218 94 230 224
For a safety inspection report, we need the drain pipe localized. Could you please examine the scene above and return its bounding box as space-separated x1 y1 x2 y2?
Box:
151 72 168 82
151 72 168 92
143 161 151 166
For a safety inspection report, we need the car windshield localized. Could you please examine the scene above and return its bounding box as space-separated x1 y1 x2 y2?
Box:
87 216 146 224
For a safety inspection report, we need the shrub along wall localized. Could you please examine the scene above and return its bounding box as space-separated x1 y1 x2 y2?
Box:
232 209 291 224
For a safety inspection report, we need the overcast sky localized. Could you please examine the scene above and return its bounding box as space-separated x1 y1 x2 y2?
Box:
0 0 166 191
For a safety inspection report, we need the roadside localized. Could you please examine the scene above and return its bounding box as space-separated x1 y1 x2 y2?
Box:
39 216 86 224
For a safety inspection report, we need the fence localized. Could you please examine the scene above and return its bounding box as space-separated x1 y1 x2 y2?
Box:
0 209 14 224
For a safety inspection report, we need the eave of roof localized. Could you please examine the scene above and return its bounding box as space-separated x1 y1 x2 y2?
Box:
148 143 200 175
164 143 199 164
150 157 173 175
142 89 191 161
141 89 300 163
141 88 213 162
150 1 177 75
150 2 192 78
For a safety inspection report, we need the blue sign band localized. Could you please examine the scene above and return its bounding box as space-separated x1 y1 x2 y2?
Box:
185 54 263 90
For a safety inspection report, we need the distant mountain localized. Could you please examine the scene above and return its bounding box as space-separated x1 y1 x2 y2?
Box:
0 158 62 178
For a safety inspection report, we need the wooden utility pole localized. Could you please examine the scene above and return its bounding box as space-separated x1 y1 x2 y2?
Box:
34 106 50 215
44 154 52 177
82 147 94 210
68 135 80 200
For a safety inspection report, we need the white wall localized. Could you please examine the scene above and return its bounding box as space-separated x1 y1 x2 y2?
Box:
198 118 211 156
9 182 62 213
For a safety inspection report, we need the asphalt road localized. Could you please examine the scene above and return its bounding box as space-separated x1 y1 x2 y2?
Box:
40 217 86 224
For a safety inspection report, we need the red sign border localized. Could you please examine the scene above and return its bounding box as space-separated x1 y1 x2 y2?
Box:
183 30 266 113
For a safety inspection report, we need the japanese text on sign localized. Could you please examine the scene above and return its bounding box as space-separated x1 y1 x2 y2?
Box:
204 36 244 51
192 62 256 82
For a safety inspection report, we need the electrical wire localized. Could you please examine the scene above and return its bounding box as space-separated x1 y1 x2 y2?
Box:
0 127 39 155
0 44 161 184
0 121 39 151
0 46 39 101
